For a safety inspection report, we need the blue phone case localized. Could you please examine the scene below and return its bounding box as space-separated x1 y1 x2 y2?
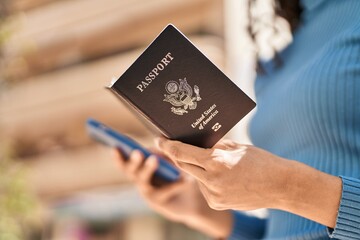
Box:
86 118 180 183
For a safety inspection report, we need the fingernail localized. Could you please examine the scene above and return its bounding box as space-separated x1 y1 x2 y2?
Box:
134 149 144 158
146 155 157 166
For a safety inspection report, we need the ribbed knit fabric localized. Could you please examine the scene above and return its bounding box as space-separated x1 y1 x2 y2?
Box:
229 211 267 239
229 0 360 239
328 177 360 239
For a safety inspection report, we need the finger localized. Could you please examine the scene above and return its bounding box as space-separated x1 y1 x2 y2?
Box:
125 150 144 177
113 149 125 170
213 139 239 150
197 181 212 206
155 137 208 168
148 147 175 165
147 147 164 156
197 181 209 199
151 180 186 202
176 162 207 183
137 155 159 184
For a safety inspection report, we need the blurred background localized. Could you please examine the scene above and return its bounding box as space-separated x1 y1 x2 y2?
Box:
0 0 289 239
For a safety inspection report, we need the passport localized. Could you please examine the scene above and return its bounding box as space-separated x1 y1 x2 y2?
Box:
108 24 256 148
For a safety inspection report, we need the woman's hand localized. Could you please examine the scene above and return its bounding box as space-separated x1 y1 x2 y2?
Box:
113 149 233 238
156 138 290 211
156 138 342 228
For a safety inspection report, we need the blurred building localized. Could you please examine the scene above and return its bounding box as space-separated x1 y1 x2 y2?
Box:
0 0 258 239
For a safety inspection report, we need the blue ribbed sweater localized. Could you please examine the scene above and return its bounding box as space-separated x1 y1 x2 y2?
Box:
229 0 360 239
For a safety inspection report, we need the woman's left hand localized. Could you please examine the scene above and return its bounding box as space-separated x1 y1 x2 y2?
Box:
155 137 291 211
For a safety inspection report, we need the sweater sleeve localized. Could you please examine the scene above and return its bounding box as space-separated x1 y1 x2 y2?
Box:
327 176 360 239
228 211 267 240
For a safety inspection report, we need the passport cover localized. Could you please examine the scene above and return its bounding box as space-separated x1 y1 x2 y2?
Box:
108 24 256 148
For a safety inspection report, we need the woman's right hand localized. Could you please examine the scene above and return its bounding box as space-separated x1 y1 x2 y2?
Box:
113 149 233 239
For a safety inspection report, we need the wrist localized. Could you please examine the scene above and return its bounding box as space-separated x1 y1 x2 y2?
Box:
275 160 342 228
263 157 295 209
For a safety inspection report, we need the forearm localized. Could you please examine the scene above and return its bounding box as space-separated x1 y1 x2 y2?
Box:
156 137 358 238
278 160 342 228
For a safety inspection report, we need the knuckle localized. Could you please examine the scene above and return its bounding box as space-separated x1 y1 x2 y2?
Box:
169 145 181 159
211 169 222 180
204 149 215 165
207 190 228 210
205 160 216 171
208 200 216 209
208 199 223 210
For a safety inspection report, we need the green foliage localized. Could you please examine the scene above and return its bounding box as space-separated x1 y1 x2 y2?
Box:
0 24 11 49
0 2 8 84
0 146 38 240
0 4 39 240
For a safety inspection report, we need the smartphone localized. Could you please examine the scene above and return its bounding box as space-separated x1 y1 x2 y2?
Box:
86 118 180 186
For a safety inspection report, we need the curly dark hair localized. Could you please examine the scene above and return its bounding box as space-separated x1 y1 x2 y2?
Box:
275 0 303 32
249 0 303 73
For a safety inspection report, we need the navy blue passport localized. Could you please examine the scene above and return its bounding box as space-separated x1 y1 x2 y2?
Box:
108 24 256 148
